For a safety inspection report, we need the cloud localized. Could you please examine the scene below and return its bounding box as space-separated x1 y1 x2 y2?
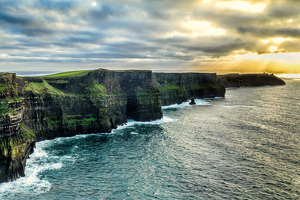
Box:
238 27 300 37
0 11 32 26
35 0 77 12
0 0 300 72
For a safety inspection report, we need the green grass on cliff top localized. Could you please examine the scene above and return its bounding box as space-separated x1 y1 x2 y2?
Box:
42 68 151 79
25 80 67 96
42 70 92 79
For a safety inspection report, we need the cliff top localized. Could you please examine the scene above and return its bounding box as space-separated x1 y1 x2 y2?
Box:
42 69 110 79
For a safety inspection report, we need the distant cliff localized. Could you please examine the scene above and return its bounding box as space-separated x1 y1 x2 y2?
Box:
153 73 225 105
0 69 225 183
218 73 285 88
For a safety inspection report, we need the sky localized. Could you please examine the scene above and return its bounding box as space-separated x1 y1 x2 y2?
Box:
0 0 300 73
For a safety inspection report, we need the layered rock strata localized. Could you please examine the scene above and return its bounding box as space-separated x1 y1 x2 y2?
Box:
0 69 225 183
153 73 225 105
0 73 35 182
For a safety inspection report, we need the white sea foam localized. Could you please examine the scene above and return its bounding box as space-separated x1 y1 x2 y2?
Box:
113 116 176 132
0 141 63 197
162 99 213 110
54 133 99 142
129 116 176 125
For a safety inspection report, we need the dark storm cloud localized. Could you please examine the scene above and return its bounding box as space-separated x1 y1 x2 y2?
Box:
0 0 300 71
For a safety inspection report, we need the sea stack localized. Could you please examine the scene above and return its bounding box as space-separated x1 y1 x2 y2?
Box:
189 99 196 105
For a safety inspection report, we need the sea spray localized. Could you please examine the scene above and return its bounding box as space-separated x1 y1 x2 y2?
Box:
0 141 61 198
162 98 216 110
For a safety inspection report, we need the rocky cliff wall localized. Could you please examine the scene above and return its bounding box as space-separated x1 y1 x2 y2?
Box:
22 69 163 140
218 73 286 88
0 69 226 183
0 69 163 183
0 73 35 183
153 73 225 105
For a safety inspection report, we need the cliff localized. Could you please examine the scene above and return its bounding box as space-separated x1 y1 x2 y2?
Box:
0 73 35 182
21 69 163 140
218 73 286 88
153 73 225 106
0 69 225 183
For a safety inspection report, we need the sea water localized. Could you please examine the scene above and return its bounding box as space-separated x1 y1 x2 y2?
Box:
0 78 299 199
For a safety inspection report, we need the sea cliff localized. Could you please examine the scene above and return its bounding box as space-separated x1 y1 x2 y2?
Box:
153 73 225 105
0 69 225 183
218 73 286 88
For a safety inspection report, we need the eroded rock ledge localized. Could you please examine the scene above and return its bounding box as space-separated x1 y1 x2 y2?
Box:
0 69 226 183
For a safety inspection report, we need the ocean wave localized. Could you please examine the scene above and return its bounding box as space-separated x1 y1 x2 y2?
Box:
0 141 63 197
162 99 214 110
114 116 176 131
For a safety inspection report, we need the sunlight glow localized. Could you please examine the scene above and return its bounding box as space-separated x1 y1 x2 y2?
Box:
91 1 97 7
193 52 300 73
183 20 226 36
202 0 212 4
272 38 291 44
237 52 300 64
270 46 278 52
216 1 267 13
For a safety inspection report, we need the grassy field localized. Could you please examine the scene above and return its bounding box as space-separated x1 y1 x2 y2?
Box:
42 70 92 79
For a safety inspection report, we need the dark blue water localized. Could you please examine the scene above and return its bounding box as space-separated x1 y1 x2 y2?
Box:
0 79 299 199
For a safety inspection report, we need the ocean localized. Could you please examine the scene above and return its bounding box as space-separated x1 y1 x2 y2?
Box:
0 76 299 199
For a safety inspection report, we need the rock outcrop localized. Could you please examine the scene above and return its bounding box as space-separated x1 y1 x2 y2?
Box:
153 73 225 106
0 69 225 183
218 73 286 88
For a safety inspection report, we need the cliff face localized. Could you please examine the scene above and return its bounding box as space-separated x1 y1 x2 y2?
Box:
22 69 163 140
0 69 225 183
153 73 225 105
218 73 286 88
0 73 35 183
